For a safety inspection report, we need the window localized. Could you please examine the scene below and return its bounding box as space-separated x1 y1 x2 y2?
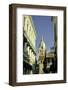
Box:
27 21 29 31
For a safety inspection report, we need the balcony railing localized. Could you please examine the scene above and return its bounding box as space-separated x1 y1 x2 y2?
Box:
23 50 30 61
23 30 36 54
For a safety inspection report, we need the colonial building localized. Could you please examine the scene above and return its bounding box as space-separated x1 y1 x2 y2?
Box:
38 37 46 74
51 16 57 53
23 15 37 74
51 16 57 73
43 50 55 73
38 37 55 74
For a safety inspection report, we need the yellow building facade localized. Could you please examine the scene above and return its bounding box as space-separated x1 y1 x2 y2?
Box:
23 15 36 74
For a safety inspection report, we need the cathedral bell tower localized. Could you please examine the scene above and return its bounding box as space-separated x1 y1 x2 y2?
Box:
38 37 46 74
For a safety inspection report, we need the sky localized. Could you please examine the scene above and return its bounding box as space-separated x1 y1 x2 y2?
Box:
32 15 54 52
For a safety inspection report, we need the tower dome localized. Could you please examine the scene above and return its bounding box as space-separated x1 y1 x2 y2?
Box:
39 36 46 50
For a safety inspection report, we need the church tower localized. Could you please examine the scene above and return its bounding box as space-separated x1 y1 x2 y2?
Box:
38 37 46 74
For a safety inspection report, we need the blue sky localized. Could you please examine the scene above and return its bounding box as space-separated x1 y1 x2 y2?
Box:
32 15 54 52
